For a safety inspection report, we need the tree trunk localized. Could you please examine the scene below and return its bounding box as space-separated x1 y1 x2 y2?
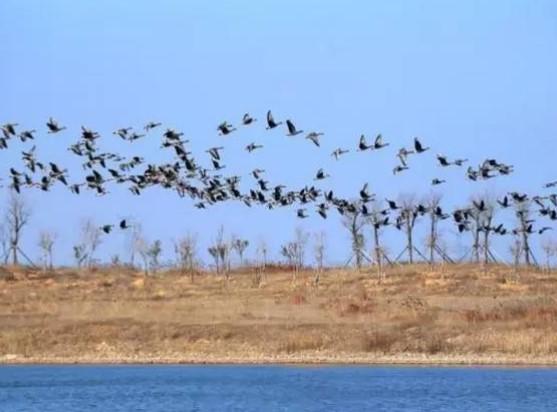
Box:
429 215 436 265
406 217 414 264
373 224 382 270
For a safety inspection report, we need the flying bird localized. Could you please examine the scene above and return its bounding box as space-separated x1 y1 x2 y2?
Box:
46 118 66 133
286 120 303 136
414 138 429 153
266 110 282 129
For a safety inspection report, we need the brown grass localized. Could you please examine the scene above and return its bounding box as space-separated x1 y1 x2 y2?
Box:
1 264 557 364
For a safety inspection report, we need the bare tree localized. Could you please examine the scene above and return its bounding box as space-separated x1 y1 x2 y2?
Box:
127 222 143 268
5 192 31 265
541 237 556 273
0 224 9 264
255 237 268 285
280 227 309 278
342 205 366 269
175 232 198 282
313 231 326 287
79 218 103 268
515 201 535 266
209 225 230 278
368 200 389 272
256 237 268 270
146 240 162 274
231 237 249 267
38 230 56 271
397 194 422 264
73 244 88 269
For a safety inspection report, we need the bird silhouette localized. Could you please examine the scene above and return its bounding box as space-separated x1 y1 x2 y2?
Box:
373 134 389 149
286 120 303 136
305 132 323 147
414 138 429 153
266 110 282 129
46 118 66 133
242 113 256 125
246 142 263 152
331 148 349 160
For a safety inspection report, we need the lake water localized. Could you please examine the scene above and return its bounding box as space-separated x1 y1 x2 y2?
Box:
0 365 556 411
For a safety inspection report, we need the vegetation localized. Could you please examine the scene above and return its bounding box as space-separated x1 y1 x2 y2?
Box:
2 264 557 364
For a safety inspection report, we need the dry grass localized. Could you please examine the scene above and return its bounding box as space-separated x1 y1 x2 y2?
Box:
1 263 557 363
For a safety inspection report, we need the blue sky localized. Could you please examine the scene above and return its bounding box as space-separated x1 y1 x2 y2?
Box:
1 1 556 266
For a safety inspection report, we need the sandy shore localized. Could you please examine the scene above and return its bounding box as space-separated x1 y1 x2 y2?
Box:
3 352 557 366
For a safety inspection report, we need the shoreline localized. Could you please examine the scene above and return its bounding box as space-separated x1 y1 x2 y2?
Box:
3 352 557 366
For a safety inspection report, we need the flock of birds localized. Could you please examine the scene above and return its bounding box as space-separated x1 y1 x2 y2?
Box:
0 111 555 245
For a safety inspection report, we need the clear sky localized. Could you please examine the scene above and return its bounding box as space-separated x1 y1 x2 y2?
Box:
1 1 556 267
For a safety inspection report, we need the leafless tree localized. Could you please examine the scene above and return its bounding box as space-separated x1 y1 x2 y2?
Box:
509 233 522 274
342 205 366 269
208 225 230 278
424 193 443 265
256 237 268 270
0 224 9 264
541 237 556 273
368 200 388 272
255 237 268 285
73 244 88 269
38 230 56 271
79 218 103 268
127 221 143 268
313 231 326 287
398 194 421 264
146 240 162 274
175 232 198 282
515 201 534 266
231 236 249 267
280 227 309 278
5 192 31 265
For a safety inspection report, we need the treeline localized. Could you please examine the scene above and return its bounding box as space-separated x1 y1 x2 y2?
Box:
1 190 557 278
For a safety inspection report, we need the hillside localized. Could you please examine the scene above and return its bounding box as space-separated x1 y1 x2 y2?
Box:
1 264 557 364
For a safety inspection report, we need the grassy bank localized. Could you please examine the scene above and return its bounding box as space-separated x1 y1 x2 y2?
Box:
2 264 557 365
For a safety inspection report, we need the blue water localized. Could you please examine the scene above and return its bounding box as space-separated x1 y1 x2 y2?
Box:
0 365 556 411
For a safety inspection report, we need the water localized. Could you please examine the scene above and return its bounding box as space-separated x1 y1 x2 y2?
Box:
0 365 556 411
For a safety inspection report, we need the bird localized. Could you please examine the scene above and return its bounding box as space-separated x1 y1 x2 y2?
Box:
242 113 256 125
245 143 263 152
358 135 373 151
286 120 303 136
266 110 282 129
436 154 451 167
393 165 409 174
360 183 373 202
1 123 18 138
217 121 236 135
432 178 446 185
331 148 349 160
497 196 510 208
386 199 399 210
46 118 66 133
414 137 429 153
119 219 129 230
397 148 414 166
18 129 35 142
544 181 557 189
144 121 162 131
297 208 308 219
113 128 132 139
539 227 553 235
101 224 114 234
314 168 330 180
373 134 389 149
305 132 323 147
